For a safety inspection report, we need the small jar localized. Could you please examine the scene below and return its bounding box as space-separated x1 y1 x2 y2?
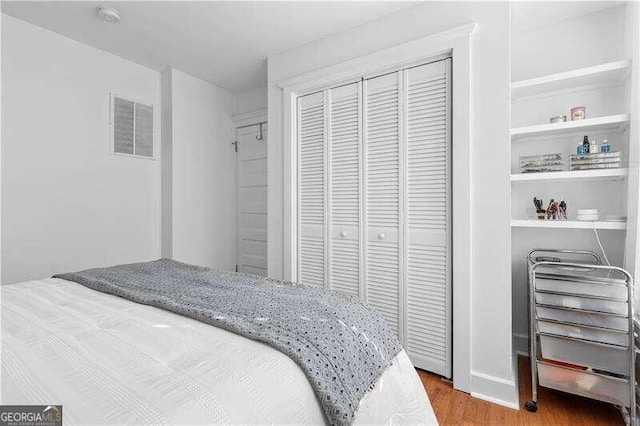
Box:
571 106 586 121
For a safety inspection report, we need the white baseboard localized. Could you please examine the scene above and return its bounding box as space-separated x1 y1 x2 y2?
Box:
470 370 519 410
514 332 529 357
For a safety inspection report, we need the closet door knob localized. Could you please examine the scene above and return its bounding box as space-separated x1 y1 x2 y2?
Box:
378 233 386 240
340 230 348 238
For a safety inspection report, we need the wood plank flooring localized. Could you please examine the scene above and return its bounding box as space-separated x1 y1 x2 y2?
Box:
417 355 623 425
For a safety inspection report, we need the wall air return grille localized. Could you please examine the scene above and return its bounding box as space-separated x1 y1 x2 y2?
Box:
111 94 154 158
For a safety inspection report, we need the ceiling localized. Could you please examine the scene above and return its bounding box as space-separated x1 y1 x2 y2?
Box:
511 1 623 31
2 1 416 93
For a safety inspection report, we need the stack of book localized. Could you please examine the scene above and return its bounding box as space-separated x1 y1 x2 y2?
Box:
520 154 564 173
569 152 621 171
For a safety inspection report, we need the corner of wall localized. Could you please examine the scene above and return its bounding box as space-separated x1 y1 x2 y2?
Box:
470 370 519 410
167 68 237 270
160 67 173 259
513 332 528 356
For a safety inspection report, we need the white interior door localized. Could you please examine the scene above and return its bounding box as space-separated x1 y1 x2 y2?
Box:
329 82 361 297
404 59 452 377
236 124 268 276
364 72 402 337
298 93 326 287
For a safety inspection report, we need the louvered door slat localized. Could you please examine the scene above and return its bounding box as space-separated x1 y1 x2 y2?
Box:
405 59 451 377
329 83 360 297
365 72 401 336
299 92 325 288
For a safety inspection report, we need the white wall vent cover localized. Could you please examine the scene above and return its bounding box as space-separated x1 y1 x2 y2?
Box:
110 94 154 158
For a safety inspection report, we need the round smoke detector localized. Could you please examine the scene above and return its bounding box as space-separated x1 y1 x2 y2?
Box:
97 6 121 24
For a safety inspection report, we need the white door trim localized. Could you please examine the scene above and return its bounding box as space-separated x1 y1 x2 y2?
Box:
233 109 268 127
278 22 476 393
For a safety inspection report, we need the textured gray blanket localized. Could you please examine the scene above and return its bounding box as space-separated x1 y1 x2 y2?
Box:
54 259 400 425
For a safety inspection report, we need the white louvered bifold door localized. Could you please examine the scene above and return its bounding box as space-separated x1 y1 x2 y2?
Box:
328 83 361 297
404 59 451 377
296 58 452 377
298 92 326 288
364 73 402 337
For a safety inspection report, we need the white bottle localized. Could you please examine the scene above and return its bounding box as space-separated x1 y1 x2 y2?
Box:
590 139 598 154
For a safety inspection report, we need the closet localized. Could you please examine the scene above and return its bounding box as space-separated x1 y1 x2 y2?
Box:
297 58 452 377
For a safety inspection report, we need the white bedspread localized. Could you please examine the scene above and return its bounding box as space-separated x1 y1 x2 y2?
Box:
1 278 437 425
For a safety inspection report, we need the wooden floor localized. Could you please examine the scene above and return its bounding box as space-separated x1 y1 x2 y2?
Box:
417 355 623 425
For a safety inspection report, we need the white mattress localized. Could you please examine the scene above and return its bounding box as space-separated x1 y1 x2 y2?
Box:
1 278 438 425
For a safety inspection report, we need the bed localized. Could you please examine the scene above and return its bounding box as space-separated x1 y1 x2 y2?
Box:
1 262 438 425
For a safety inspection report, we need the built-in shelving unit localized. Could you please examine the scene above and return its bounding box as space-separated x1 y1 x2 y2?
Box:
509 5 638 402
511 114 630 141
511 219 626 230
511 168 628 183
511 59 632 100
510 59 632 237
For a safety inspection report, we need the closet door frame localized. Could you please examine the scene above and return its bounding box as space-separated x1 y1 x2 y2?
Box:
279 23 476 393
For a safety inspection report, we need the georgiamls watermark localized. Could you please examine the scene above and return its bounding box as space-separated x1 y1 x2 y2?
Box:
0 405 62 426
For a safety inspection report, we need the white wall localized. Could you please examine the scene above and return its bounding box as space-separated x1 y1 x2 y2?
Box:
512 5 627 82
1 14 161 284
233 86 267 116
268 2 516 407
169 69 236 270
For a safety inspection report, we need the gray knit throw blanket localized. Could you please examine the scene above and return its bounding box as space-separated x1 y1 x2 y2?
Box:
54 259 400 425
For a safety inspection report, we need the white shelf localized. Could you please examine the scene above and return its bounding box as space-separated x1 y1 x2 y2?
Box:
511 59 631 100
511 114 630 140
511 219 626 230
511 168 628 183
